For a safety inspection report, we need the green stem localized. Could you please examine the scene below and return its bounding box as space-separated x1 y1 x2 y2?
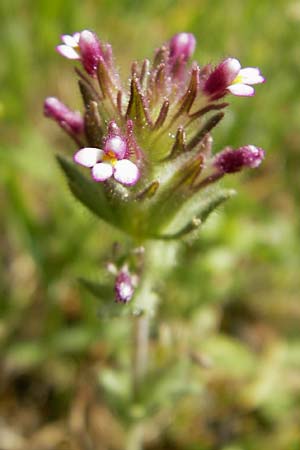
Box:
126 422 144 450
127 240 178 450
132 314 150 401
127 314 149 450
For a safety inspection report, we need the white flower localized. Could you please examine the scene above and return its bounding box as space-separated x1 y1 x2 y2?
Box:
74 136 140 186
203 57 265 98
227 60 265 96
56 33 81 60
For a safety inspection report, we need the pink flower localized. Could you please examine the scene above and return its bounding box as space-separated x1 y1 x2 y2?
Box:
169 32 196 61
203 58 265 99
74 135 140 186
114 268 135 303
214 145 265 174
44 97 84 133
57 30 102 76
167 32 196 83
79 30 102 76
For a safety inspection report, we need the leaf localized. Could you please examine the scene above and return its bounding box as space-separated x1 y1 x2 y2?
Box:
158 217 202 240
57 155 115 224
97 57 114 98
135 180 160 200
194 188 236 224
99 369 130 400
187 112 224 151
141 362 201 415
172 65 200 121
79 278 132 318
78 278 114 301
158 188 236 239
51 327 96 353
188 102 229 122
6 341 47 369
78 79 99 108
152 100 169 130
126 77 152 127
166 126 186 160
84 101 103 147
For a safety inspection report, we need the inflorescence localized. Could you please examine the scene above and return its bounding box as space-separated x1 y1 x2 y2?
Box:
45 30 265 302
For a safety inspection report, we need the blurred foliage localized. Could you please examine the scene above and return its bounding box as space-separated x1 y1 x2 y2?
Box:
1 0 300 449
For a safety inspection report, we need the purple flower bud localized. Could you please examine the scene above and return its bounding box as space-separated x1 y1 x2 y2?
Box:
169 32 196 62
107 120 121 136
44 97 84 133
104 136 127 159
203 58 241 99
79 30 102 76
115 269 135 303
214 145 265 174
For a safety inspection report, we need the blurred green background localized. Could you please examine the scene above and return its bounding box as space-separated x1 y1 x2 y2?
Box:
1 0 300 449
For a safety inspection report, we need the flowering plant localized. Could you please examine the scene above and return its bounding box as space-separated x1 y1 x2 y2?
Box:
45 29 265 448
45 29 264 303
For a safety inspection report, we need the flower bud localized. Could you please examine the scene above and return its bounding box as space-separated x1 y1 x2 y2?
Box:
169 32 196 61
214 145 265 174
79 30 102 76
104 135 127 159
114 269 135 303
44 97 84 133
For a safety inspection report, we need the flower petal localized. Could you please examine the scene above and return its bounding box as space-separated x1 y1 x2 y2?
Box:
105 136 127 159
223 58 242 82
74 148 103 167
238 67 265 84
227 83 255 96
61 34 79 47
114 160 140 186
56 45 80 59
92 162 113 181
73 32 81 43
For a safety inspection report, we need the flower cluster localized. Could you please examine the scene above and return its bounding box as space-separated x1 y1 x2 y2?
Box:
45 29 265 246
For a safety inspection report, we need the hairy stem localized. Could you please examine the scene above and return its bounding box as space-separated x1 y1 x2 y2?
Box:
132 314 149 400
126 423 144 450
127 240 178 450
128 313 150 450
